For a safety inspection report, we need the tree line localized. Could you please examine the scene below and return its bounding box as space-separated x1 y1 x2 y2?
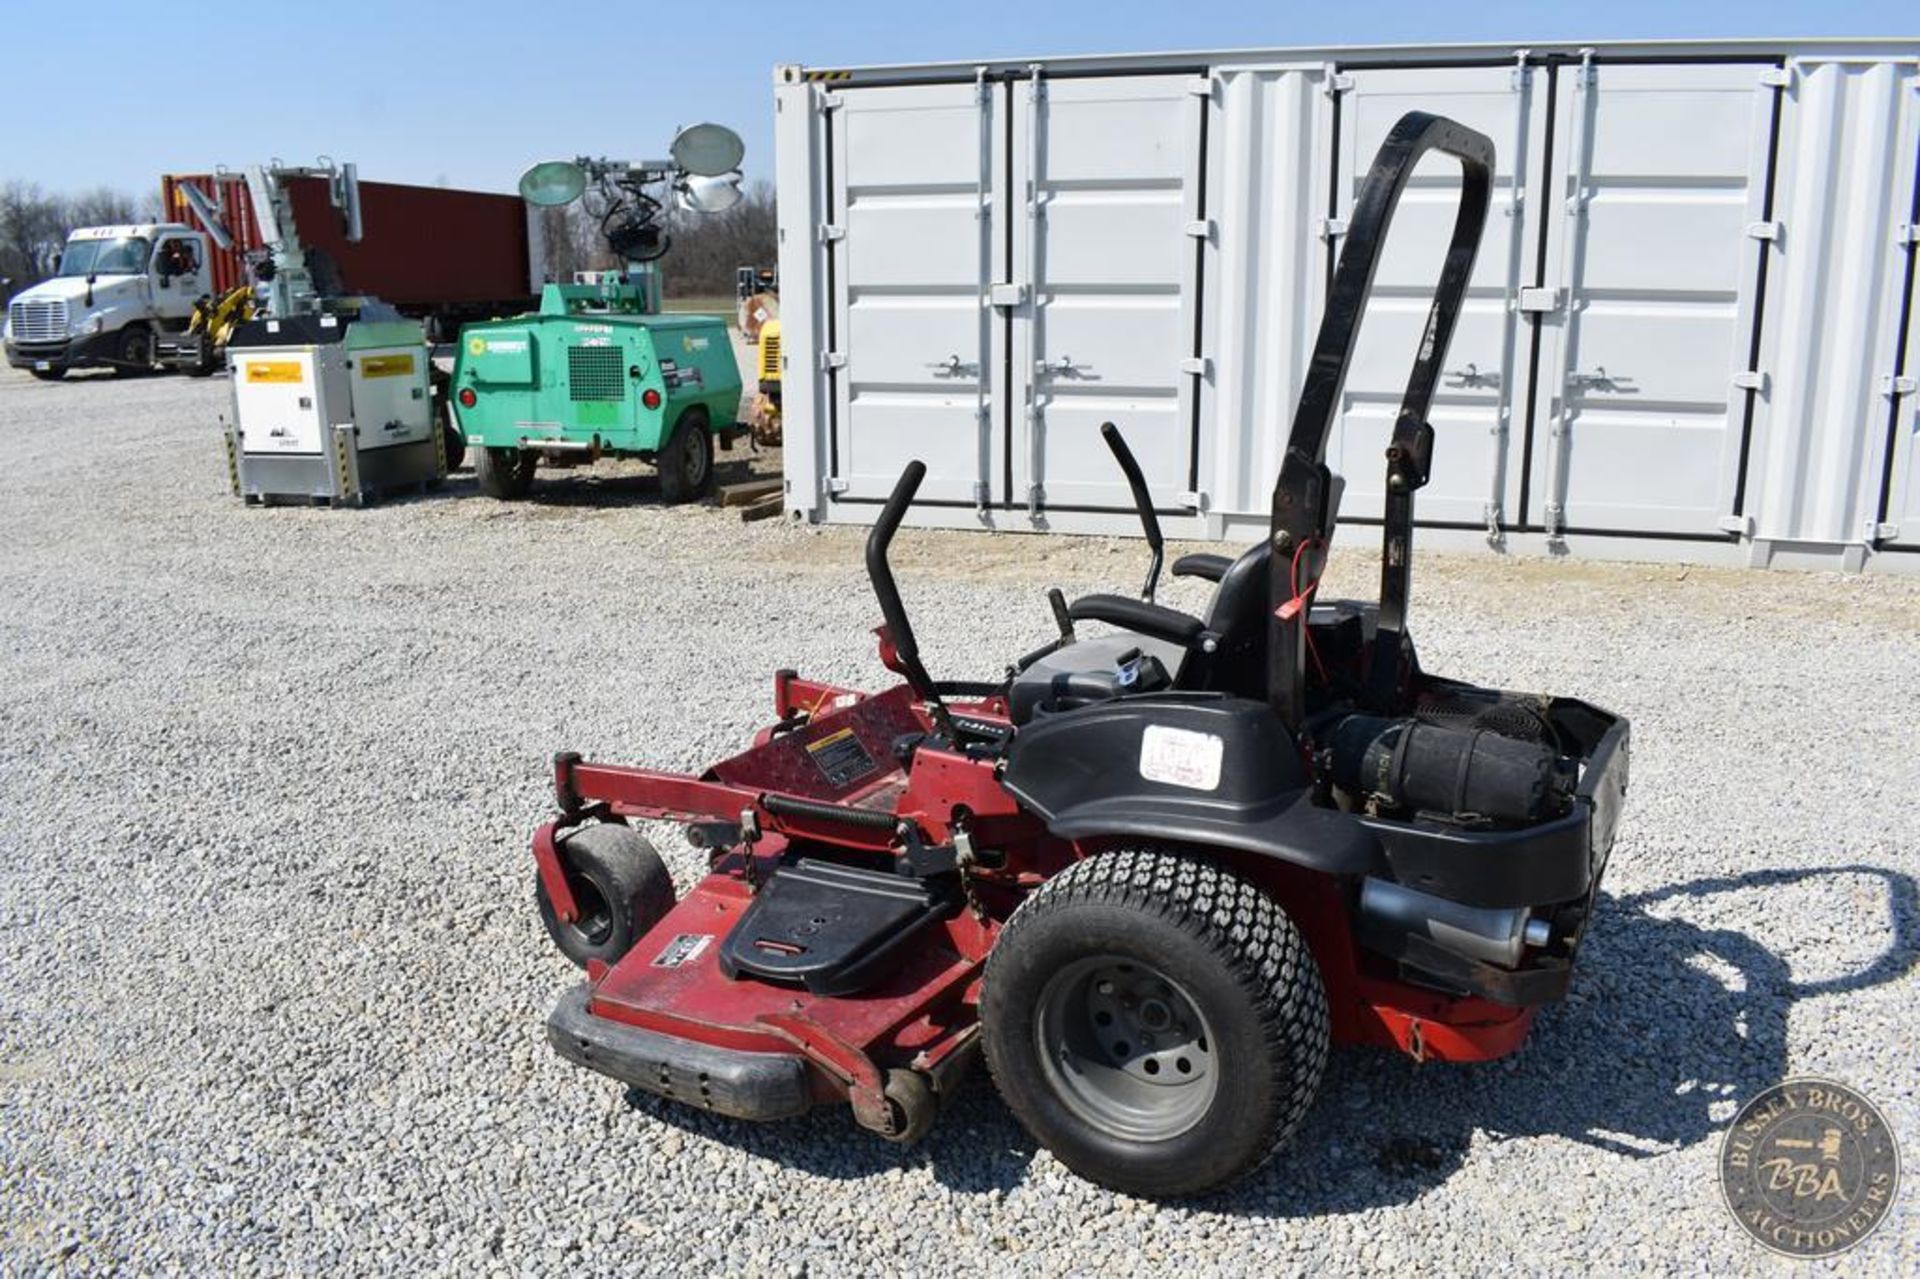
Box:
1 182 158 303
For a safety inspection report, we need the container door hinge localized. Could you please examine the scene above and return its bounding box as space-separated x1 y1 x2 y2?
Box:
1315 217 1349 241
1865 520 1900 542
825 477 851 496
819 92 844 112
1177 490 1206 511
973 481 990 507
1882 374 1918 397
817 224 845 243
1901 224 1920 246
1732 370 1770 393
1516 286 1560 313
1184 219 1215 239
1759 66 1795 89
1718 514 1754 536
1745 220 1782 241
1187 77 1216 98
1180 356 1211 376
1483 503 1503 540
819 351 847 372
988 283 1027 308
1324 71 1354 98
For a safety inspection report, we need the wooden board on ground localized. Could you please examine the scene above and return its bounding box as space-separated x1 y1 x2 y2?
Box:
717 479 783 508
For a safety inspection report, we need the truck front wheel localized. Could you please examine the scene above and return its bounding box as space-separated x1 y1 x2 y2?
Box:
111 325 154 377
476 446 536 499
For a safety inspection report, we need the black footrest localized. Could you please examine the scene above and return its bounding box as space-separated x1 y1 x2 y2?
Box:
719 858 957 996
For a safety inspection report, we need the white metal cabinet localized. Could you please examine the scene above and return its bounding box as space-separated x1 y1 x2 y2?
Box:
1011 73 1207 514
828 81 1002 505
1531 60 1779 537
1327 62 1546 532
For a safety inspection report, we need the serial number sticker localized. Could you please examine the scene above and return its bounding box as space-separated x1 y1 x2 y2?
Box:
1139 725 1224 791
806 725 878 788
652 934 713 968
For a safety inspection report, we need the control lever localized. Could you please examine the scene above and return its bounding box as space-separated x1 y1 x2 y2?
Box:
1098 421 1165 602
866 461 956 739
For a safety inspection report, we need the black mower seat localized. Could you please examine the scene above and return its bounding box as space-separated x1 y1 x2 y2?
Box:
1009 541 1278 723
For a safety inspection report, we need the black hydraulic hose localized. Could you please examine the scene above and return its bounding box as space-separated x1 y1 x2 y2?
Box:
1100 421 1164 601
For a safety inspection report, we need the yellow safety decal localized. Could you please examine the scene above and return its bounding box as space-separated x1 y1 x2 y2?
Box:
804 69 853 82
359 353 416 379
467 336 486 357
244 361 303 383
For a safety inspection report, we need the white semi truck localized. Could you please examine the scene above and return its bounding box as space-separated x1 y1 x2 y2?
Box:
4 223 214 379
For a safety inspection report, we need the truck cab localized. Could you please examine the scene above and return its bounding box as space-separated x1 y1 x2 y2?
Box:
4 223 210 378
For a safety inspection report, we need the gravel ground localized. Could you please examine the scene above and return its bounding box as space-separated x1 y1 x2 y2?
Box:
1 363 1917 1275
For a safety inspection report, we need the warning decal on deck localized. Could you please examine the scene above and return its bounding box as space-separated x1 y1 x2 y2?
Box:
805 726 878 788
651 934 713 968
1139 725 1224 791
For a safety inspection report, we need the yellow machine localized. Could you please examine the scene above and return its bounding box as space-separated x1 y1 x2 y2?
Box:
750 317 782 447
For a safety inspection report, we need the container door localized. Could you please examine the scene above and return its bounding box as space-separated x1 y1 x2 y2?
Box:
828 82 1003 505
1879 77 1920 550
1326 63 1546 531
1010 72 1207 515
1531 61 1779 537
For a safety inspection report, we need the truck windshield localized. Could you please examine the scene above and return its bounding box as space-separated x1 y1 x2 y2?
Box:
56 237 151 278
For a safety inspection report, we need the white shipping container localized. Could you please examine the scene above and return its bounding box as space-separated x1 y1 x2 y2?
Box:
773 39 1920 572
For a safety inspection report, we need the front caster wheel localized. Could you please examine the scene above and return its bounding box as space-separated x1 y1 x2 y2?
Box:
981 847 1329 1199
536 824 676 968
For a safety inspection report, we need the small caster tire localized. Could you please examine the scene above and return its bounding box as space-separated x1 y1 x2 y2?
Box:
536 824 676 968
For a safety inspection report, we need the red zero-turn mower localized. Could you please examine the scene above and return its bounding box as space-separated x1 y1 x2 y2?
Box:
530 113 1630 1198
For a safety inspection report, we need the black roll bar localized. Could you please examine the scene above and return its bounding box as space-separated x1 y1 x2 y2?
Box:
1267 111 1495 728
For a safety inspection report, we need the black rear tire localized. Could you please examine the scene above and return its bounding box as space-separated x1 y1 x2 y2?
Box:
536 824 676 968
476 446 535 499
657 410 713 504
981 846 1329 1198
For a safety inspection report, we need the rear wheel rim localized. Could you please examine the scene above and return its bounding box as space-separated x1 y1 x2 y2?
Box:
683 428 710 488
1034 955 1218 1141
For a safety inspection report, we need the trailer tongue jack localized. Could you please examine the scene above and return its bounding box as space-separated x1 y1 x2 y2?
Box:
527 112 1630 1199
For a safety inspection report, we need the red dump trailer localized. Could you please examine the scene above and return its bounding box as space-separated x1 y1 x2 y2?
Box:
161 171 546 335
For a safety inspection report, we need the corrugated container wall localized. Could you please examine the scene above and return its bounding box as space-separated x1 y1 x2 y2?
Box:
773 40 1920 572
159 174 264 294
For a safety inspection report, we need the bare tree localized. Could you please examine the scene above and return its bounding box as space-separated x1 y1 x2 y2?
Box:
1 180 151 303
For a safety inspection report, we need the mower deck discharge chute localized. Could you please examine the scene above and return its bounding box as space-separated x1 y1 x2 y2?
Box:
528 112 1630 1198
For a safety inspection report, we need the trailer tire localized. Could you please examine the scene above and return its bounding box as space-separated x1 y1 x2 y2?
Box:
657 410 714 504
111 324 154 377
981 846 1329 1199
476 446 536 499
536 824 676 969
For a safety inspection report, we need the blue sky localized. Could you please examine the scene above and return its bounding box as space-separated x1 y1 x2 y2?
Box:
2 1 1913 198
